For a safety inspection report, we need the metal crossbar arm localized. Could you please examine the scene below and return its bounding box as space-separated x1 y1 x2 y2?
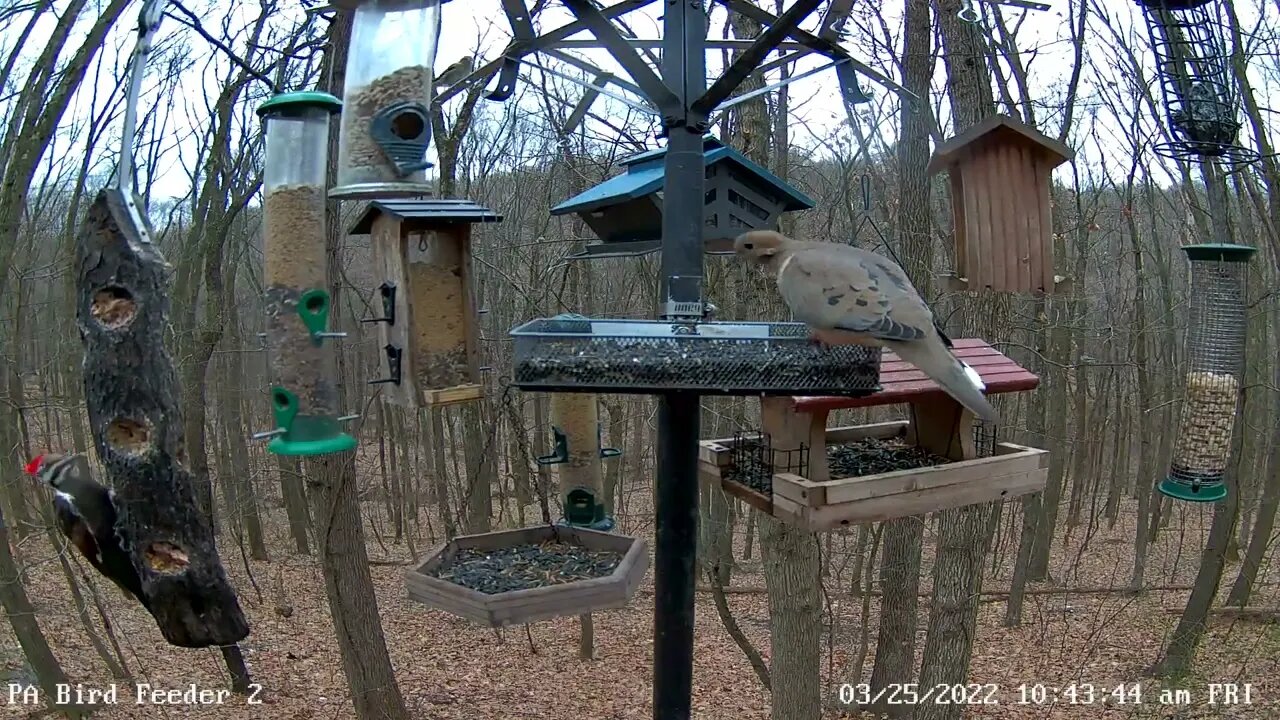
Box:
715 55 847 112
434 0 657 105
564 70 615 133
715 0 918 104
817 0 854 38
560 0 681 115
532 61 655 114
544 48 650 101
692 0 824 116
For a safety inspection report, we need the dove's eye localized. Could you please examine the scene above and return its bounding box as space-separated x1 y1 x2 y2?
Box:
743 243 753 249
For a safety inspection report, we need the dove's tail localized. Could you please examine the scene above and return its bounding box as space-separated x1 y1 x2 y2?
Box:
886 338 1000 423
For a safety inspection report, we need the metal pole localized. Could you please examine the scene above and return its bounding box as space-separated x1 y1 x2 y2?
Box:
653 1 706 718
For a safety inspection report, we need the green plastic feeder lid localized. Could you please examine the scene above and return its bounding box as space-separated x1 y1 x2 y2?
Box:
1158 476 1227 503
257 91 342 118
269 433 357 456
1181 243 1256 263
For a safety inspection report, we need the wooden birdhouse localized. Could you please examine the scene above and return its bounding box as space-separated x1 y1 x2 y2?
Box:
927 114 1075 295
349 199 501 407
550 136 814 259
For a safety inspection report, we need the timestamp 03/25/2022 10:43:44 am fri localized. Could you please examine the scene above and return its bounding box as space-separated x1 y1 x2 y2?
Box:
838 681 1258 707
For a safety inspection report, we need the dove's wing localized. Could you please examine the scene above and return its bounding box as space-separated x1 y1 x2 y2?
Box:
777 245 931 341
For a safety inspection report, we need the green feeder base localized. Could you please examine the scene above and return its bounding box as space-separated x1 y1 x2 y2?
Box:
1158 477 1227 503
269 433 356 456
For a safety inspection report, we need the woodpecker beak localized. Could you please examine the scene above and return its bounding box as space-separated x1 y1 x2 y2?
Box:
24 455 44 476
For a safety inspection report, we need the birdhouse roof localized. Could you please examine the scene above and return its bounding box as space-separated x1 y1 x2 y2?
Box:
550 136 815 216
347 199 502 235
926 114 1074 176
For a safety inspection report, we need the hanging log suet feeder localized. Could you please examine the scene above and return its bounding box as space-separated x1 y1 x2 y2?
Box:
329 0 445 199
1160 243 1254 502
350 199 501 406
255 91 356 456
75 193 250 648
1135 0 1256 164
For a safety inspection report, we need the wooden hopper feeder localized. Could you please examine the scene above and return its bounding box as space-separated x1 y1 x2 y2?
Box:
927 114 1074 295
350 199 501 406
550 135 814 260
699 340 1049 530
405 525 648 627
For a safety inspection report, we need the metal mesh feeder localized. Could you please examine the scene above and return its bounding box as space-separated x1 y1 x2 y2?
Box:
1161 243 1255 502
1135 0 1256 164
510 317 882 396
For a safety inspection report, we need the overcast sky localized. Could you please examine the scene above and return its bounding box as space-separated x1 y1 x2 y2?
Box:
11 0 1272 203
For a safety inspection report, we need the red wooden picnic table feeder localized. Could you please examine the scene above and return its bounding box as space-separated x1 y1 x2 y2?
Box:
699 340 1048 530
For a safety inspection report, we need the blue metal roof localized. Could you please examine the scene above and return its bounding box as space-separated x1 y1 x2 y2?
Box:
551 136 815 215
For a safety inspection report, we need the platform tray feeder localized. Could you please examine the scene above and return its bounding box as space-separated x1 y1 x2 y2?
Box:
699 339 1048 528
510 317 882 396
405 525 648 628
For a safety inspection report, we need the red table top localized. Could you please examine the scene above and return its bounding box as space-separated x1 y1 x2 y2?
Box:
792 338 1039 413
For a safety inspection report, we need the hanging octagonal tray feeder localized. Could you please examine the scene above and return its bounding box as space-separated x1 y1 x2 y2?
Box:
405 525 648 628
1160 243 1255 502
329 0 449 199
255 91 356 455
509 316 882 396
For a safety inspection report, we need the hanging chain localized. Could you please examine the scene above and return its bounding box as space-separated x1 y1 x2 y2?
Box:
116 0 169 244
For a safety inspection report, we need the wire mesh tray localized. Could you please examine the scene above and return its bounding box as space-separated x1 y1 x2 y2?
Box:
510 317 882 396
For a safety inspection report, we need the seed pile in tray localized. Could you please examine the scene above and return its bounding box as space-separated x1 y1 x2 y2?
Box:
721 436 952 497
429 541 623 594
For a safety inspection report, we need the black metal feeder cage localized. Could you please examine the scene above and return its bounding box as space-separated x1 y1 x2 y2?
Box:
1135 0 1255 164
1160 243 1255 502
509 317 882 397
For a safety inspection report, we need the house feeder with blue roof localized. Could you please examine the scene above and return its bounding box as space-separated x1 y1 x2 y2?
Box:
551 136 815 260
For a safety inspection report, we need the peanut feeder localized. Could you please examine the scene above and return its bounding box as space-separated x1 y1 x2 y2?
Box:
256 91 355 456
1161 243 1255 502
330 0 443 199
534 384 621 530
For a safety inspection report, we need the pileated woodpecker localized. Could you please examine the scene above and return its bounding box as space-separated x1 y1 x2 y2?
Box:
25 453 149 610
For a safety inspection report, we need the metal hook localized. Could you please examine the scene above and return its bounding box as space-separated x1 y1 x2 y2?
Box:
860 174 872 214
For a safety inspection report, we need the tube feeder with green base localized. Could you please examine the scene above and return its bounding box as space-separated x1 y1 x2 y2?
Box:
1160 243 1255 502
254 90 356 456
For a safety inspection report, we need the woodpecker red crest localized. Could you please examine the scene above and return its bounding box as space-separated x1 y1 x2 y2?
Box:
26 452 148 610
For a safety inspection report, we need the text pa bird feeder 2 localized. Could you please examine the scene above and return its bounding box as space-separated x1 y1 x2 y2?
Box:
1161 243 1255 502
536 390 619 530
509 317 881 396
405 525 648 628
927 114 1074 295
256 92 356 456
1135 0 1255 164
329 0 443 199
350 199 500 406
550 136 815 260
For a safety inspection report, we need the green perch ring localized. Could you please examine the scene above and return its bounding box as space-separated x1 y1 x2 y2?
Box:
266 387 356 456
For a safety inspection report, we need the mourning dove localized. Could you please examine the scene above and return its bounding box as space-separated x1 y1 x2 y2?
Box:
734 230 998 422
434 55 474 87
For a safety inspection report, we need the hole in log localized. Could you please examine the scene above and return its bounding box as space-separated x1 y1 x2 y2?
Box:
105 418 151 455
90 286 137 329
145 541 189 574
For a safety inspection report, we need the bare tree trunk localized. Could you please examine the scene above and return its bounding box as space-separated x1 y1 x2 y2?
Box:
759 513 821 719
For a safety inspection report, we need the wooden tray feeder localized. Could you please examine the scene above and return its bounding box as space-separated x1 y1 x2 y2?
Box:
256 91 356 456
699 339 1049 529
549 135 814 261
927 114 1074 295
405 525 648 627
350 199 501 407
